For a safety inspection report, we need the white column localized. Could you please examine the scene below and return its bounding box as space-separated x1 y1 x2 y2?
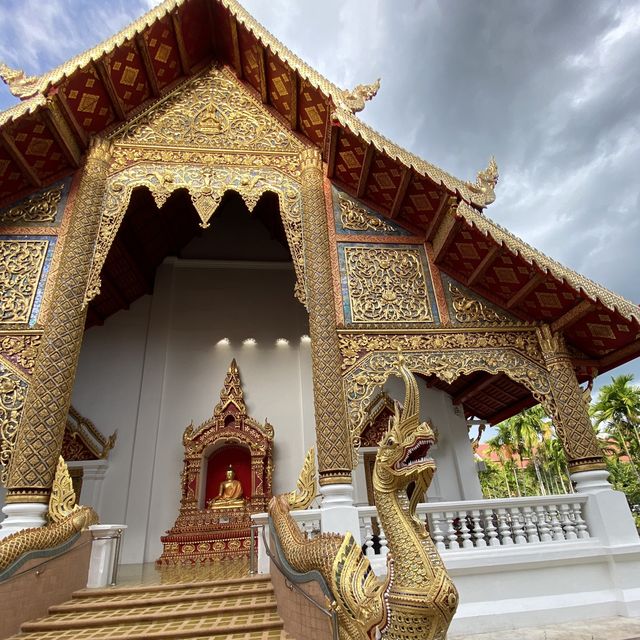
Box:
122 261 175 563
320 483 361 544
449 401 483 500
571 469 639 546
0 503 48 538
87 524 127 588
68 460 109 513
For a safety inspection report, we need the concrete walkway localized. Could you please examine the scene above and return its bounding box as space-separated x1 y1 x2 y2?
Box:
451 617 640 640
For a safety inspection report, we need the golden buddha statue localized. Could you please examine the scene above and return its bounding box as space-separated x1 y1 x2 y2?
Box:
209 465 245 509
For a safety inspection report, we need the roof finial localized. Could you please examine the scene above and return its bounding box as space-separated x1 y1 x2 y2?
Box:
340 78 381 114
0 61 40 100
465 156 499 207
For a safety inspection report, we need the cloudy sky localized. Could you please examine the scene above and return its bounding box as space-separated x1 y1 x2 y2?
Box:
0 0 639 391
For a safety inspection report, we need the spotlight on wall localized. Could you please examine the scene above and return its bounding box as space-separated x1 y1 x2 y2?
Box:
300 335 311 344
243 338 257 346
216 338 230 346
276 338 289 346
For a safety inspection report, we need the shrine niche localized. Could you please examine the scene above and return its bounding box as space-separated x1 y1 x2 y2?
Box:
359 391 396 448
158 359 274 564
61 406 116 500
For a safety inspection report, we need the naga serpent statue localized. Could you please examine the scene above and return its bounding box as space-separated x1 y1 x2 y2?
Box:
269 361 458 640
0 457 98 575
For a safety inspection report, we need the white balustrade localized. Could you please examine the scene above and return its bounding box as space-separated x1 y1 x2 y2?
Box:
284 495 592 560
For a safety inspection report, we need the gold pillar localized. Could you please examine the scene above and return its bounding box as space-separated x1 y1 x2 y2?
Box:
300 148 352 486
537 325 605 473
6 139 113 503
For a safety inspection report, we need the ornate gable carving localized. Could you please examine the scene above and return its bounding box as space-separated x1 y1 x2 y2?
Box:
443 276 525 327
115 66 303 155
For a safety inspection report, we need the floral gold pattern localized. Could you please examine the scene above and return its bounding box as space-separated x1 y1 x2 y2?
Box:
344 247 432 324
339 195 394 233
0 184 63 225
116 66 302 155
85 163 306 306
0 240 48 325
448 282 516 325
339 332 551 455
0 364 28 485
0 333 41 375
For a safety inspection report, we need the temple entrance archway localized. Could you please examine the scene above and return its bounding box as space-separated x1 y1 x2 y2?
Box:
69 165 314 563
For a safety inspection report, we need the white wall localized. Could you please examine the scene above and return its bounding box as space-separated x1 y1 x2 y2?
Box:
71 257 481 563
353 376 482 505
72 259 313 564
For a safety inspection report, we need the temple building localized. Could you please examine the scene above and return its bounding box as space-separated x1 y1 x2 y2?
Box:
0 1 639 638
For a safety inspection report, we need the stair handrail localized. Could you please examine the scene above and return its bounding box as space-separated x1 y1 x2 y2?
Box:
0 534 91 584
258 520 339 640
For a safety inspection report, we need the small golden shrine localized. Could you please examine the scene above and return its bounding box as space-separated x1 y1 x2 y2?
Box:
157 359 273 564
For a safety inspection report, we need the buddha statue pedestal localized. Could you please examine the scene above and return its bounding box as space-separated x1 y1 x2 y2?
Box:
158 503 253 564
157 360 273 565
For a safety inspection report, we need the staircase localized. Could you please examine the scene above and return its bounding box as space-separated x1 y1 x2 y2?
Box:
8 574 291 640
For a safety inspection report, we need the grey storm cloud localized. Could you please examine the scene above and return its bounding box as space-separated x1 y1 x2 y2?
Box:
0 0 638 387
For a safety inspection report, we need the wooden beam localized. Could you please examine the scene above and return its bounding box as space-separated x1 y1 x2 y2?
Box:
453 374 500 406
357 144 375 198
136 34 160 98
228 15 243 78
327 124 340 178
55 90 88 148
601 337 640 368
257 44 269 103
205 0 218 56
289 69 298 130
431 198 461 263
551 299 594 333
468 244 501 287
0 130 41 187
425 191 450 242
506 272 545 309
42 100 81 168
95 61 126 120
390 167 412 219
171 10 191 75
488 396 537 426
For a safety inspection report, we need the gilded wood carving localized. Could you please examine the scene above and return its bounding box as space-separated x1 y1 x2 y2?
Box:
0 240 49 325
339 331 553 463
0 184 63 225
344 247 432 324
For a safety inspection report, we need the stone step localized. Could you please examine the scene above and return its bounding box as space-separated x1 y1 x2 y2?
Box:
17 610 283 640
27 597 277 630
71 574 271 598
51 583 274 611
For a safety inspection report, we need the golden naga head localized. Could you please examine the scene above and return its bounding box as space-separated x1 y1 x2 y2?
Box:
376 357 437 488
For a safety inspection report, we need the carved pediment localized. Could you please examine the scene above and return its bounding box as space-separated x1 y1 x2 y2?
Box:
61 406 117 461
443 276 526 327
184 359 273 455
115 66 303 155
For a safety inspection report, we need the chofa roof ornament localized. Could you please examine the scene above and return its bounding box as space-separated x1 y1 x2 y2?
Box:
0 62 41 100
465 156 499 207
340 78 381 113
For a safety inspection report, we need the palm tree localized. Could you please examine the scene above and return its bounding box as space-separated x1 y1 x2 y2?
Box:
487 422 521 496
592 374 640 478
510 406 548 495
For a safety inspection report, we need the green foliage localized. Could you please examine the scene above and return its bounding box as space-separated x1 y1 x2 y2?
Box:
478 374 640 508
